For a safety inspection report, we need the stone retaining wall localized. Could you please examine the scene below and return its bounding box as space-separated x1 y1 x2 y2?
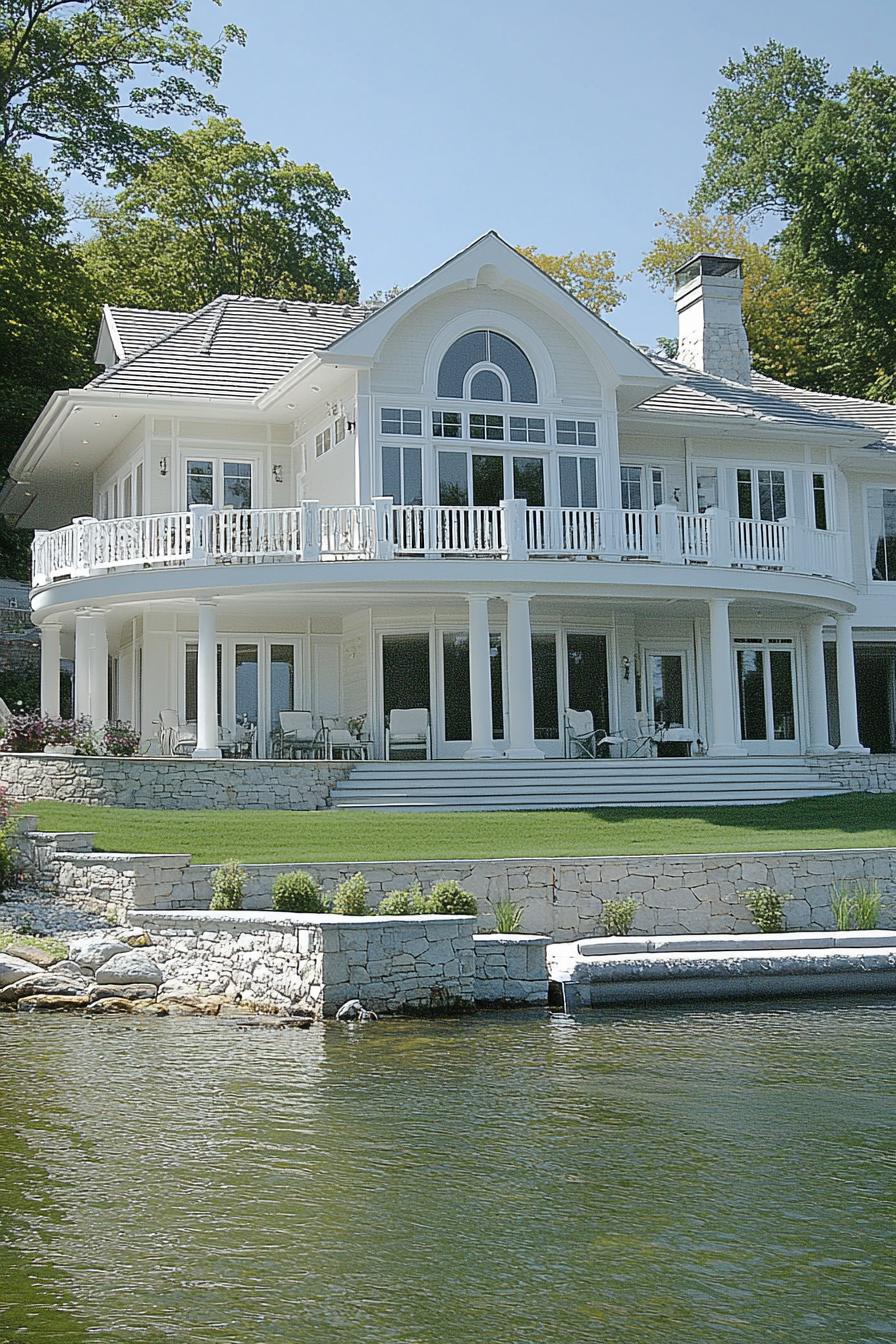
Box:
807 753 896 794
0 754 350 810
19 828 896 939
141 910 477 1017
473 934 549 1005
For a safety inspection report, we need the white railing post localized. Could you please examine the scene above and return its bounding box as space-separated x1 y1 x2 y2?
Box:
779 517 796 571
301 500 320 561
72 517 97 577
188 504 213 565
32 531 48 586
373 497 395 560
706 507 732 568
502 498 527 561
654 503 681 564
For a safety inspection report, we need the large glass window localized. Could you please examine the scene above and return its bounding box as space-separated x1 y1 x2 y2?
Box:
437 330 537 402
532 634 559 740
812 473 829 530
270 645 295 733
382 634 430 725
186 459 213 506
736 644 795 742
559 456 598 508
513 457 544 506
620 465 643 510
382 444 423 504
649 654 684 726
438 452 468 505
472 454 503 506
868 487 896 581
442 633 471 741
223 461 252 509
234 644 259 728
184 643 222 725
566 634 609 734
737 647 766 740
737 467 787 521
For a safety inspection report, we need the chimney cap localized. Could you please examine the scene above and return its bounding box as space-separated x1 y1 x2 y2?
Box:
673 254 743 291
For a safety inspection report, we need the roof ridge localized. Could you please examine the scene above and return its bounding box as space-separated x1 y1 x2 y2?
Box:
88 297 225 386
198 298 228 356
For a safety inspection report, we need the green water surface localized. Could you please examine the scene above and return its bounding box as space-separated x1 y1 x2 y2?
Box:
1 1001 895 1343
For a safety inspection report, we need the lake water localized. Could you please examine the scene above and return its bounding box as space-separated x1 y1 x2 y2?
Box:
1 1001 895 1344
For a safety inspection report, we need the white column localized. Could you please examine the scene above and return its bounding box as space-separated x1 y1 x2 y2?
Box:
835 613 866 752
464 594 497 759
87 609 108 730
805 618 832 753
73 610 92 720
707 598 743 756
39 622 62 719
503 593 543 759
193 601 221 759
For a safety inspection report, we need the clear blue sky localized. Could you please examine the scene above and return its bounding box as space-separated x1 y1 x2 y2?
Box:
190 0 894 343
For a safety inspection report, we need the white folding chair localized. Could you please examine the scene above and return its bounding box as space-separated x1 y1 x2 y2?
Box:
385 708 431 760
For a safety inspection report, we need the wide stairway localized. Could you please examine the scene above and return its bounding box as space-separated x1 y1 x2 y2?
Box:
329 757 848 811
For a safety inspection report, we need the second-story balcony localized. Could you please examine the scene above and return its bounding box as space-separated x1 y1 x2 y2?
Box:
31 500 849 589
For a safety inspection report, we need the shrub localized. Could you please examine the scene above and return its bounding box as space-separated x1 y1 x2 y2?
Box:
743 886 788 934
426 880 478 916
491 899 523 934
832 880 882 931
102 720 141 757
332 872 369 916
0 712 97 754
601 896 637 937
210 860 245 911
378 889 412 916
271 870 325 914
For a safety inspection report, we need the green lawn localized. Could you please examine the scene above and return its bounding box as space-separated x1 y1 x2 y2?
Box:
24 794 896 863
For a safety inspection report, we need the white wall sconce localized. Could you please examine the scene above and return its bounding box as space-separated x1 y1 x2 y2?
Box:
621 655 631 681
159 457 168 476
272 464 284 484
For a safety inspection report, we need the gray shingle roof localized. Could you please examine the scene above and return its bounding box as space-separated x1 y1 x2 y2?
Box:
750 372 896 446
107 306 190 359
91 296 372 400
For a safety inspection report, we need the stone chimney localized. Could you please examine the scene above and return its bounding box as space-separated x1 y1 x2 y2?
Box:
673 255 751 385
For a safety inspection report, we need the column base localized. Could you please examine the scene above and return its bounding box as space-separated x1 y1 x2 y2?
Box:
836 744 870 755
463 745 500 760
503 746 545 760
807 743 835 755
192 747 222 760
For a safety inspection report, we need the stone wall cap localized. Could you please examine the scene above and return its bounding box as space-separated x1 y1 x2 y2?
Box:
140 910 477 930
473 934 551 946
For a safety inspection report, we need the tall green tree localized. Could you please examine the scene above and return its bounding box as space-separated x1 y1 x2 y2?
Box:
0 0 244 178
79 117 358 307
516 244 627 314
641 209 816 385
693 42 896 400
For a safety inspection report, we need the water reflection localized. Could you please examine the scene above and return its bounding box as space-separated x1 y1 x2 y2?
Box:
1 1002 895 1344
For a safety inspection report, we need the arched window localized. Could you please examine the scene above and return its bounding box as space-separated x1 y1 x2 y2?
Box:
437 329 537 402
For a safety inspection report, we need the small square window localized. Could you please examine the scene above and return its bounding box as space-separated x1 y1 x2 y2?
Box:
381 408 401 435
381 407 421 435
557 419 596 447
432 411 462 438
509 416 546 443
470 413 504 441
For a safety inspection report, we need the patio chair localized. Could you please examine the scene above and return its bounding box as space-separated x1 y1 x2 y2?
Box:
385 708 431 760
321 717 368 761
158 709 197 757
564 708 599 758
277 710 324 759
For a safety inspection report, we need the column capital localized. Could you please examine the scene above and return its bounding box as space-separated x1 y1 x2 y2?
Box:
505 591 534 603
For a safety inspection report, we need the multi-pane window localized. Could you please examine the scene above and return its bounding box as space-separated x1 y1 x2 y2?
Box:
315 428 332 458
334 415 346 444
381 444 423 505
559 456 598 508
432 411 462 438
868 487 896 581
381 407 422 436
812 473 828 530
509 416 546 443
470 413 504 441
695 468 718 513
620 465 643 510
222 461 252 508
737 467 787 521
187 459 214 506
557 419 597 447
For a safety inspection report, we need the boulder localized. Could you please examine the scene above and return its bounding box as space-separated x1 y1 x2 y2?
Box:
0 974 90 1004
0 952 41 989
110 926 152 948
132 1001 169 1017
3 944 59 970
52 959 91 979
85 997 134 1014
94 950 163 987
17 994 90 1012
87 983 158 1004
68 935 131 972
157 993 229 1016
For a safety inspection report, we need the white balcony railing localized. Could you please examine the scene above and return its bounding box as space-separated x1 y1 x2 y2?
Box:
31 501 850 587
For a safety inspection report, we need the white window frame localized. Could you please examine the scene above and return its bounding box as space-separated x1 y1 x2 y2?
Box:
620 464 665 511
865 482 896 583
463 362 511 403
181 454 259 510
556 418 597 448
558 454 599 508
381 407 423 436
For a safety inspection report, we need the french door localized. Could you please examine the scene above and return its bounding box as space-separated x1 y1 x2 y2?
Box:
735 639 798 753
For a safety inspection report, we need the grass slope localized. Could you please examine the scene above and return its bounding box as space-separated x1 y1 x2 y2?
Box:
26 794 896 863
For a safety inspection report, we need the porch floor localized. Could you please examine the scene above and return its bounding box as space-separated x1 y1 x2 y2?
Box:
329 756 848 811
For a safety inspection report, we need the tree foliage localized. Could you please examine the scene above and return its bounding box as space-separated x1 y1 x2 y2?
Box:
516 244 627 314
78 117 358 307
641 209 816 385
692 42 896 400
0 0 244 179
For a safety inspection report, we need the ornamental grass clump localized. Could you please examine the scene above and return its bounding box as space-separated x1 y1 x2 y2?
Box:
832 879 883 931
210 860 245 911
490 899 524 934
271 870 325 914
600 896 637 937
742 886 788 934
426 880 478 916
332 872 369 916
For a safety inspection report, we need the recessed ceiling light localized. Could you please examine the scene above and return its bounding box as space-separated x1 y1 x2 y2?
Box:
81 439 89 445
286 402 295 409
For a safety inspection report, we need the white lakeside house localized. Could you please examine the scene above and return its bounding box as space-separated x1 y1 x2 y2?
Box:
5 232 896 768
